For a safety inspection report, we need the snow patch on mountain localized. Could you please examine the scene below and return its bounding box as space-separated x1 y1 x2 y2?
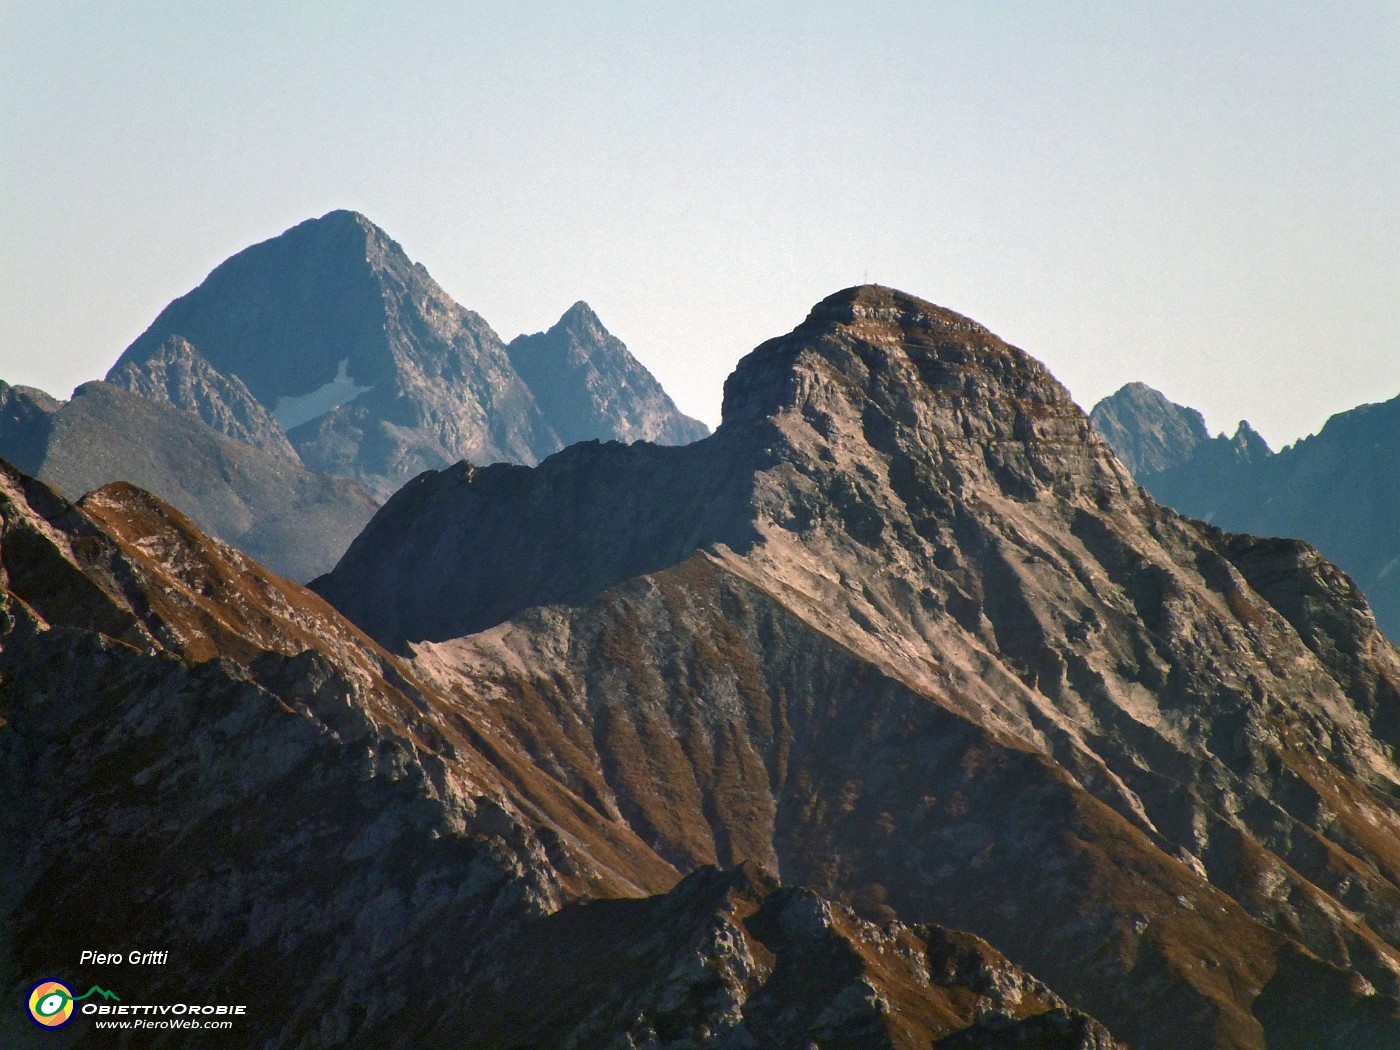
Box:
274 359 372 430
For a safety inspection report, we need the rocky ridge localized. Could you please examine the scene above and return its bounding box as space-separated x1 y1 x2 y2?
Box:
439 864 1122 1050
319 286 1400 1049
107 333 300 460
0 459 1118 1049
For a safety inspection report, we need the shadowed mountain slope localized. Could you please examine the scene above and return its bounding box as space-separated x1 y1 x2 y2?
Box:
318 286 1400 1049
0 380 378 581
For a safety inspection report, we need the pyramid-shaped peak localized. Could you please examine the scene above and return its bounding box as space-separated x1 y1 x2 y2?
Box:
556 300 602 328
506 299 711 448
533 300 610 346
314 207 373 226
268 209 407 260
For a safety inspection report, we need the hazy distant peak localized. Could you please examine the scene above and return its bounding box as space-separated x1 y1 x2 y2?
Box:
557 300 602 328
506 301 709 448
1089 382 1211 477
514 300 607 350
314 207 373 226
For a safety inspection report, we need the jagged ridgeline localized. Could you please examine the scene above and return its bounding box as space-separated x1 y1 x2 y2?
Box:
6 286 1400 1049
1093 381 1400 642
105 211 708 500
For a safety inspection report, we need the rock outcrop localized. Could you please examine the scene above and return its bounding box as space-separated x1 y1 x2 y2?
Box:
319 286 1400 1049
438 864 1122 1050
107 333 300 461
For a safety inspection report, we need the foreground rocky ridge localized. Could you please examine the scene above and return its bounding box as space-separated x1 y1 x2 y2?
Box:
319 286 1400 1049
435 864 1121 1050
1092 382 1400 641
0 460 1114 1048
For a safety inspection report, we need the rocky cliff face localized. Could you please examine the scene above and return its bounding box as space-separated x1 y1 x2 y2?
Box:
107 212 707 499
320 286 1400 1049
0 380 378 581
1092 383 1400 641
106 334 300 461
508 301 710 448
0 460 1121 1049
1089 382 1212 476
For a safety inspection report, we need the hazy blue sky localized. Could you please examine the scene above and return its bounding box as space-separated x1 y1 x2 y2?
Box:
3 2 1397 447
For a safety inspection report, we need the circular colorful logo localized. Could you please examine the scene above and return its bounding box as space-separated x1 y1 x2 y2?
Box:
27 980 75 1028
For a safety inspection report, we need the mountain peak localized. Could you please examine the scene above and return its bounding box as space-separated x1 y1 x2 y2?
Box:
269 208 389 259
314 207 373 226
801 284 994 337
295 207 389 240
1230 419 1271 459
104 212 562 495
1089 383 1211 477
108 333 300 461
722 285 1075 441
507 303 710 448
314 285 1400 1047
556 299 602 329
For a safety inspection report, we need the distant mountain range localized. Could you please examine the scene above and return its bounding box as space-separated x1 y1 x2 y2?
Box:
0 211 707 579
1092 382 1400 638
106 210 708 499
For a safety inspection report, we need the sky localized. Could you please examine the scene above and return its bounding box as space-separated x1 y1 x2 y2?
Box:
3 1 1398 448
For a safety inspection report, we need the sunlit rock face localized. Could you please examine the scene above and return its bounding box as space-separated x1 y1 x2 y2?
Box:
321 286 1400 1049
0 458 1121 1049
